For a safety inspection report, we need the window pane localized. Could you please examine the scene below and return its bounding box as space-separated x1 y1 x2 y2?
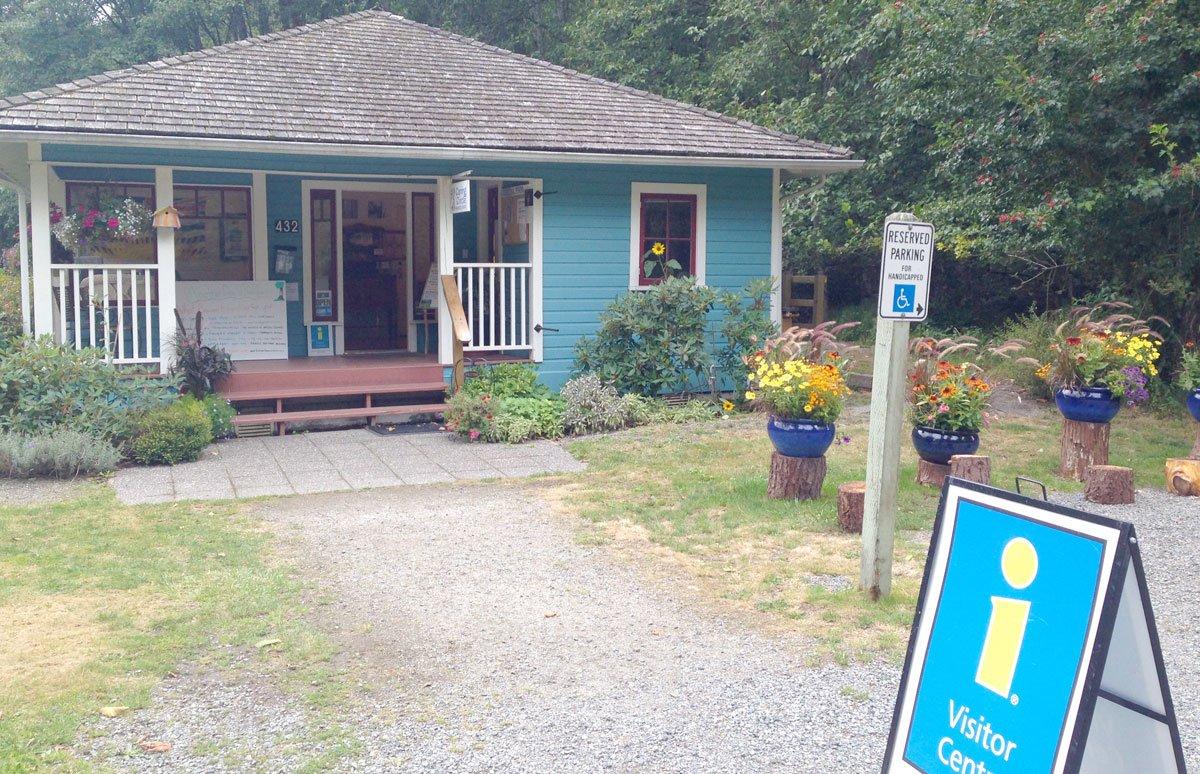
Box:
668 239 693 274
196 189 222 217
641 240 664 280
223 189 249 216
667 199 693 238
222 218 251 263
174 188 198 217
177 220 222 280
642 200 668 238
125 186 154 207
311 192 337 320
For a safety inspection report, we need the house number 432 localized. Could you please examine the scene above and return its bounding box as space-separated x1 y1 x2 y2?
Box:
273 219 300 233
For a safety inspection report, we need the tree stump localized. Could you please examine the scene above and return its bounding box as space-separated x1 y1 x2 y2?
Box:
916 459 950 488
1060 419 1109 481
767 452 827 500
949 454 992 485
1084 465 1134 505
1165 459 1200 497
837 481 867 533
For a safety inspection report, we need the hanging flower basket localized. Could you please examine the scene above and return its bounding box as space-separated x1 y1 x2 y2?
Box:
766 416 836 459
1054 385 1122 424
50 199 153 258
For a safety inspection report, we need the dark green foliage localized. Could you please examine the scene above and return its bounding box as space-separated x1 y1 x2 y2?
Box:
128 396 214 465
201 394 237 439
0 337 175 439
0 429 120 477
716 278 777 391
0 269 23 350
574 277 716 395
462 362 549 399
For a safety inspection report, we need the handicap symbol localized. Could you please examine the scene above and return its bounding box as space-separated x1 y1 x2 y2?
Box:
892 284 916 314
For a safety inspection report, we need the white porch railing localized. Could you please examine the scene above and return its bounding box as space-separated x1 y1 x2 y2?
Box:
51 263 161 366
453 263 532 351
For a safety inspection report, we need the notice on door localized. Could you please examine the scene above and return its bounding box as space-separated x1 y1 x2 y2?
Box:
176 281 289 360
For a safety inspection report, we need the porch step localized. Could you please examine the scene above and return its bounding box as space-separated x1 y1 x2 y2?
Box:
222 380 447 403
231 402 448 427
221 359 445 394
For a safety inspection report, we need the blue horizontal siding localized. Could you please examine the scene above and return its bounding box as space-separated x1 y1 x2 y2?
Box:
45 143 774 389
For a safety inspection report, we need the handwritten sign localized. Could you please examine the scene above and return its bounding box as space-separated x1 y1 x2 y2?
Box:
176 281 289 360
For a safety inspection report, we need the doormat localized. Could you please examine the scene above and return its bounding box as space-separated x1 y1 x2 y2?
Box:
368 421 442 437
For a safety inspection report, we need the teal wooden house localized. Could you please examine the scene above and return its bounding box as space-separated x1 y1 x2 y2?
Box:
0 11 859 432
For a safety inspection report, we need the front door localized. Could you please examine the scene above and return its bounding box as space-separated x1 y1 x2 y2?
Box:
341 191 409 352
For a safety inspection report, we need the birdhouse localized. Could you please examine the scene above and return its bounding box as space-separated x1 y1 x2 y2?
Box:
152 205 180 229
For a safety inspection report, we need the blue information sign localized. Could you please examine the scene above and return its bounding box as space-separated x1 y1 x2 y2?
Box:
884 480 1185 774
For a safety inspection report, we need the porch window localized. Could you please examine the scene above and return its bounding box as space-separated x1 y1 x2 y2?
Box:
310 190 338 322
173 186 253 281
629 182 706 289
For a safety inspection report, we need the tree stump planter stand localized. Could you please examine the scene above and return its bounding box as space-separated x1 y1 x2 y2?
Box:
949 454 992 485
1165 459 1200 497
1085 465 1134 505
767 452 827 500
837 481 866 533
1060 419 1109 481
916 459 949 488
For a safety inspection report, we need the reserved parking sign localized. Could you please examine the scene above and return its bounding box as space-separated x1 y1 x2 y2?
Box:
883 480 1185 773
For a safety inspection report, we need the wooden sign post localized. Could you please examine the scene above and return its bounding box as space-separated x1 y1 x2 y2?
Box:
861 212 934 599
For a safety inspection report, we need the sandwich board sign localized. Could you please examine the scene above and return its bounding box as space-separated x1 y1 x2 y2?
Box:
883 479 1185 774
878 219 933 321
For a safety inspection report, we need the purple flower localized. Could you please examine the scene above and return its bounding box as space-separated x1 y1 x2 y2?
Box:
1120 366 1150 407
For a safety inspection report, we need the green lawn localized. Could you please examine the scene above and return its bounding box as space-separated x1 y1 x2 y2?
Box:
556 401 1194 663
0 486 345 772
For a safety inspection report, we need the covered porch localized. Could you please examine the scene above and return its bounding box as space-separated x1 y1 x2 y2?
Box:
0 141 545 428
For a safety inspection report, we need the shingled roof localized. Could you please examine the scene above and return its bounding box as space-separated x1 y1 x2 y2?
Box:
0 10 852 163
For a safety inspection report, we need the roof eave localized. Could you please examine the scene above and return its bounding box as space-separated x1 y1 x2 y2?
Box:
0 129 862 171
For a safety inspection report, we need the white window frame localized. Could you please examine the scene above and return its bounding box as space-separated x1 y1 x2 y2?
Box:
629 182 707 290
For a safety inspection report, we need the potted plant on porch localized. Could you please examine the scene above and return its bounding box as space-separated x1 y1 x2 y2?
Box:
907 338 991 465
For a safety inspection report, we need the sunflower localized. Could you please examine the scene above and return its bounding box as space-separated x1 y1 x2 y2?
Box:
650 241 667 256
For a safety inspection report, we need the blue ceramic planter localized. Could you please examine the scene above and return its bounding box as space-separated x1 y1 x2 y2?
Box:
1055 386 1121 424
767 416 835 458
911 425 980 465
1188 388 1200 423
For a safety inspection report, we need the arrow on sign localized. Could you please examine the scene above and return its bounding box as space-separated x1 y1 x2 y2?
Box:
916 304 924 316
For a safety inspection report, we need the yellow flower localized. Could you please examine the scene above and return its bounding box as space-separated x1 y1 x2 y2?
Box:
722 399 734 412
745 391 756 400
651 241 666 256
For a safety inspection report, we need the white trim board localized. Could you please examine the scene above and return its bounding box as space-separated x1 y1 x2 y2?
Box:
628 182 707 290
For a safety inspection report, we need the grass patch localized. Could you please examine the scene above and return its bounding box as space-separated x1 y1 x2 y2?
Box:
552 402 1193 663
0 485 344 771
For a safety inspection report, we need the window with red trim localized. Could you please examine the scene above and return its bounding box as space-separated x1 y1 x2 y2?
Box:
638 193 696 285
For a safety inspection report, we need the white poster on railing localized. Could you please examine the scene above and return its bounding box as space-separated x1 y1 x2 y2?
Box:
175 281 289 360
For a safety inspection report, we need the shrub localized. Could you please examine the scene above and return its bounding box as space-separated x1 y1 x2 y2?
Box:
490 397 565 443
0 269 23 351
446 391 564 443
0 337 175 439
128 397 213 465
575 277 716 395
462 362 549 399
172 312 234 397
661 399 720 423
201 394 237 439
0 429 120 477
716 278 777 391
561 374 632 434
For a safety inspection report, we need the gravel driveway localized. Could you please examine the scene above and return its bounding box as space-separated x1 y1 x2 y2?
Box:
78 483 1197 772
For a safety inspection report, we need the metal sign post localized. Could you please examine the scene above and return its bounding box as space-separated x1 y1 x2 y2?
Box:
861 212 934 599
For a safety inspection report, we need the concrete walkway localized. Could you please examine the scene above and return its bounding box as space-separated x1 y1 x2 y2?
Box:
111 428 586 504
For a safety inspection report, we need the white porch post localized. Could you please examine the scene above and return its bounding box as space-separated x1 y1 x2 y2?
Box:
28 151 53 338
16 188 31 335
529 178 544 362
155 166 176 373
436 175 454 366
770 168 783 328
